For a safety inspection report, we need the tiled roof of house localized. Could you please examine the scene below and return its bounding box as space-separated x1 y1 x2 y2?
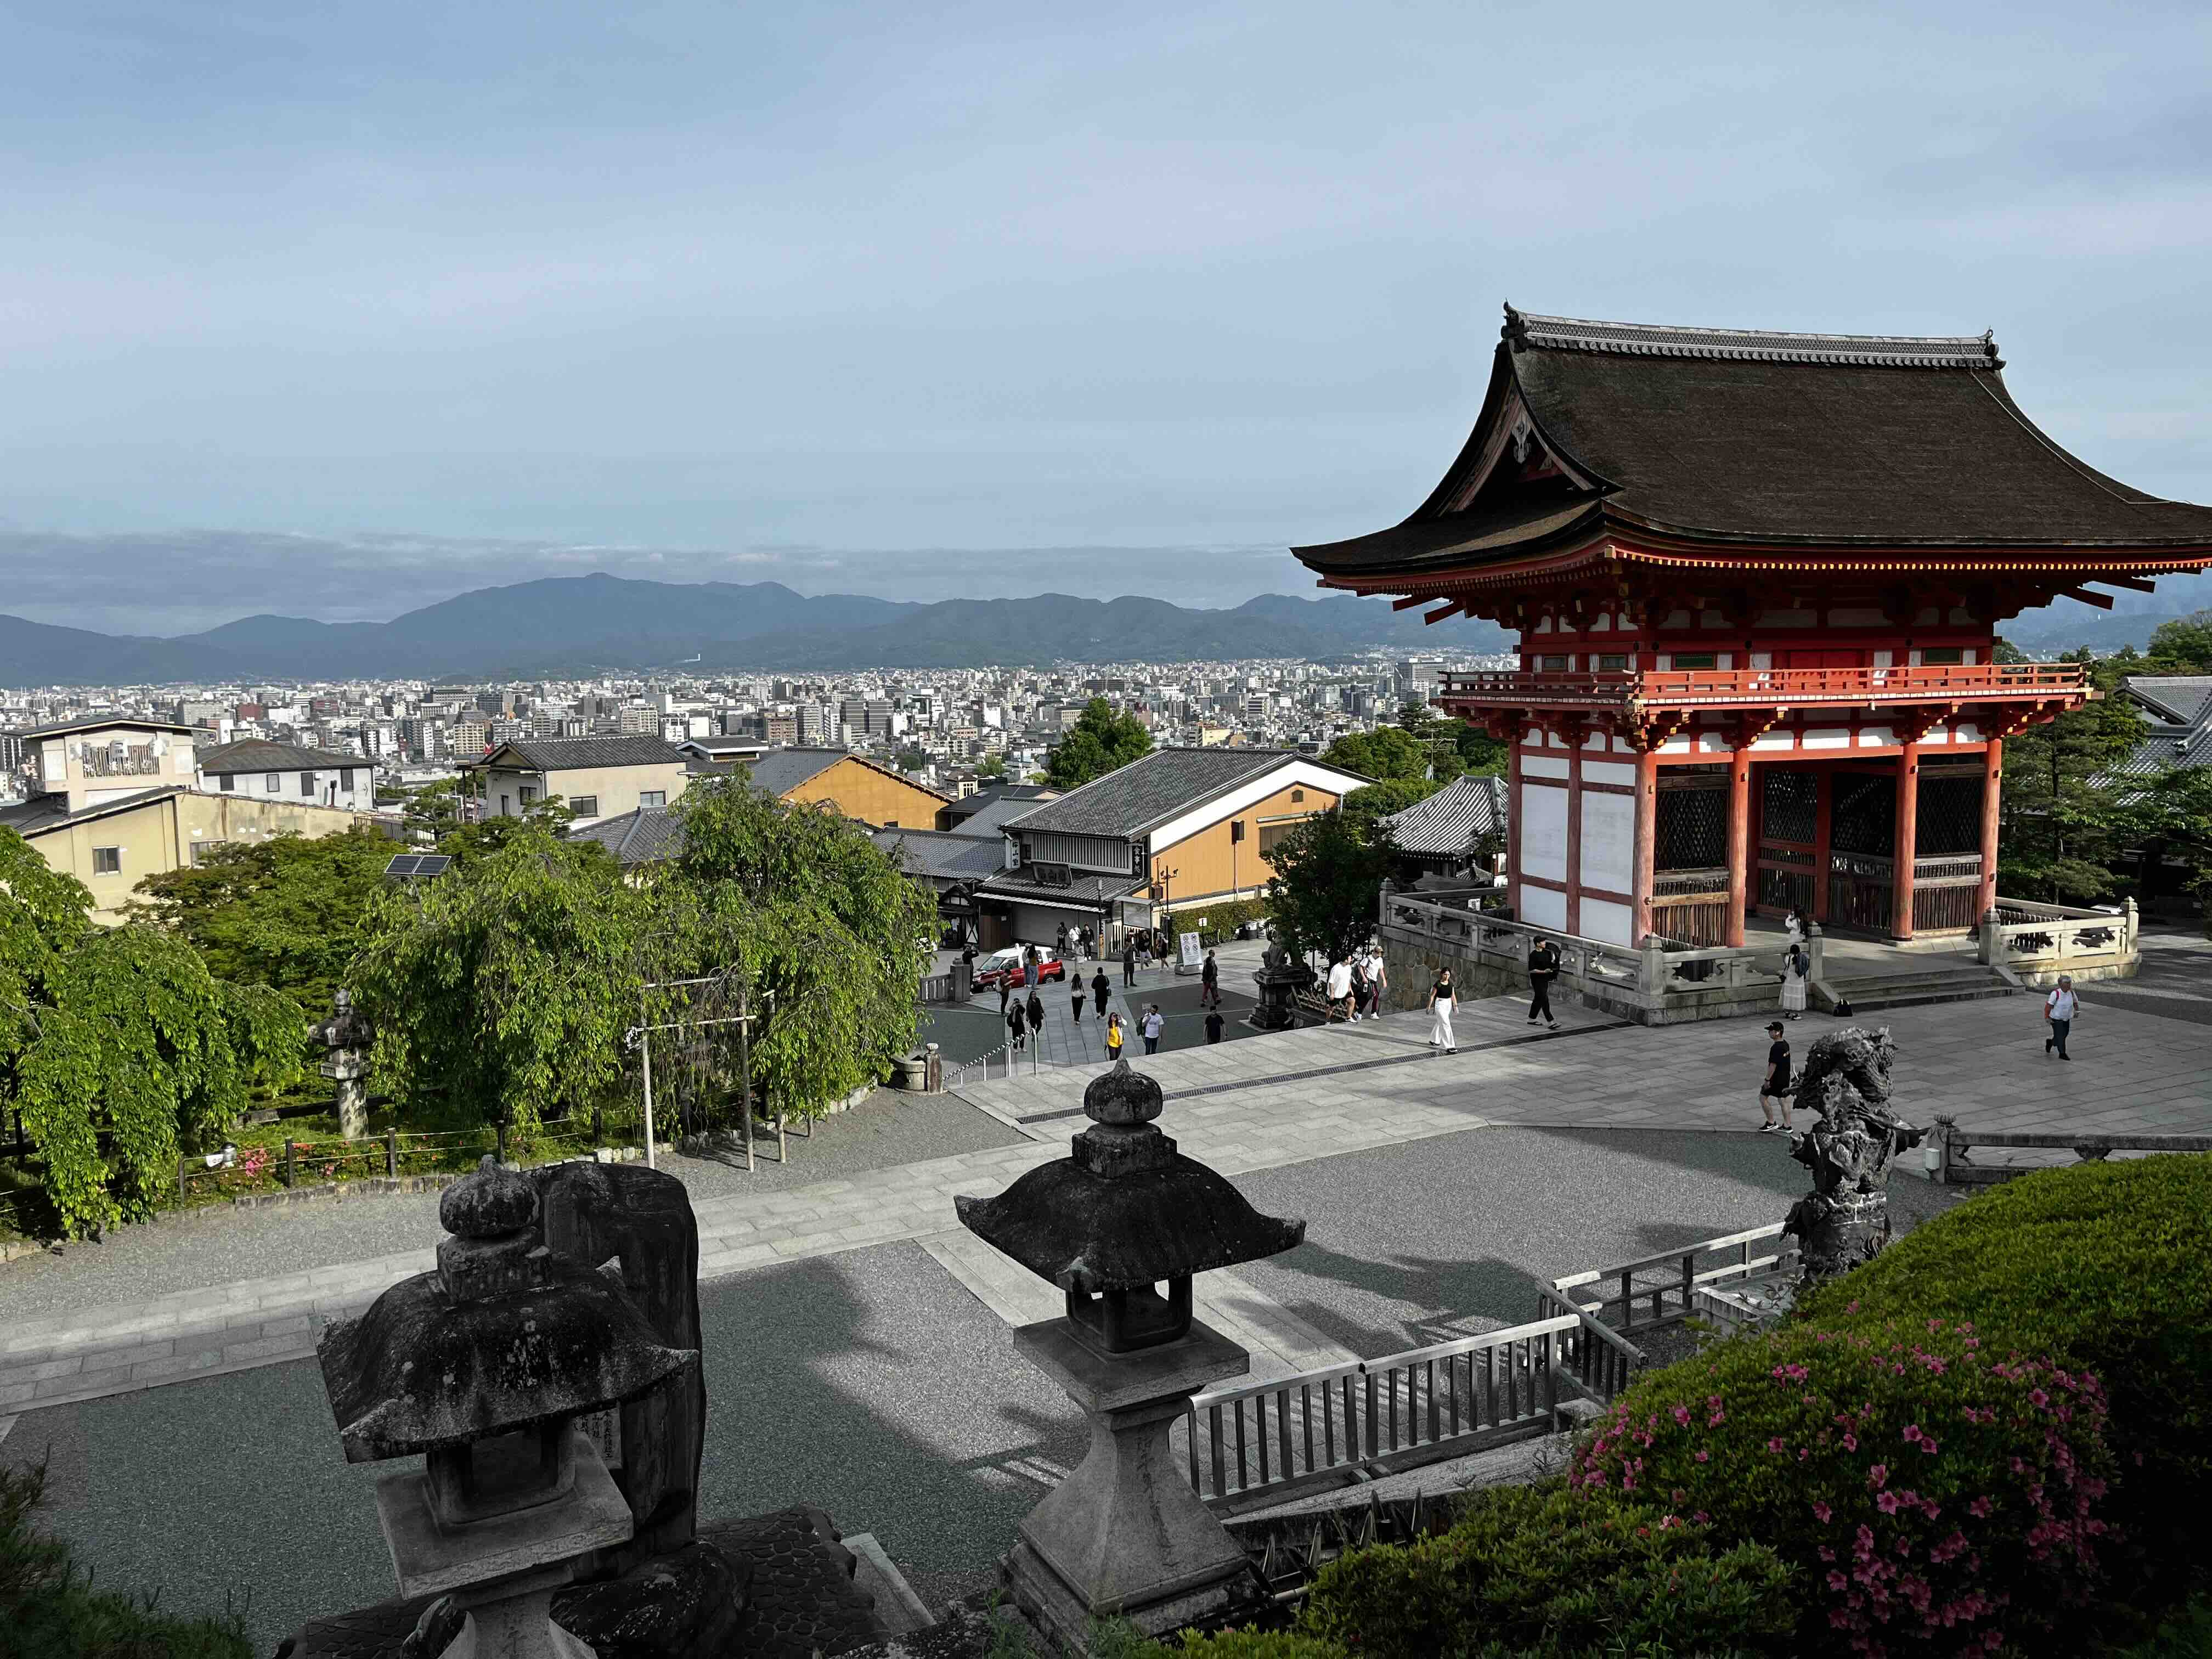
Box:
872 827 1008 882
1005 748 1321 839
1378 774 1509 855
197 738 364 775
565 806 687 867
2113 675 2212 777
974 868 1146 907
742 748 949 806
0 785 184 836
12 714 193 740
480 736 689 772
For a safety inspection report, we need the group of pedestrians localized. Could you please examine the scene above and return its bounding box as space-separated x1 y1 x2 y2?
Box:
1324 945 1389 1023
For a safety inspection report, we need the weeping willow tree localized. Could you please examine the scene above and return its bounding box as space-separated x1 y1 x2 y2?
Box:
1 829 306 1239
348 826 650 1135
652 777 937 1121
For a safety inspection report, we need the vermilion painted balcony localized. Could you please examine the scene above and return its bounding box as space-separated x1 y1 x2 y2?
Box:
1437 661 2089 715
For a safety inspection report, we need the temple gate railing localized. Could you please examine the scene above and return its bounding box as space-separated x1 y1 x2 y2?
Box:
1977 897 2136 981
1438 661 2088 712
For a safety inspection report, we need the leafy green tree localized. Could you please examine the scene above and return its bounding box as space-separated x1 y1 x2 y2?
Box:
127 828 396 1011
432 793 585 868
653 779 937 1121
1263 810 1399 967
895 747 932 775
2145 610 2212 674
1996 648 2150 903
399 775 476 838
1042 698 1152 789
1322 726 1431 783
348 825 649 1135
1 830 304 1238
977 754 1007 780
2118 765 2212 931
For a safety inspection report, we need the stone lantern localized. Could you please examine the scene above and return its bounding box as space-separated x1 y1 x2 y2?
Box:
956 1062 1304 1649
318 1157 699 1659
311 988 373 1139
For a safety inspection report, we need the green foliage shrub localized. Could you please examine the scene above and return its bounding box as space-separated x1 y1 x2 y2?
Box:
1577 1321 2113 1657
1795 1155 2212 1593
1294 1485 1794 1659
1158 1632 1346 1658
1 1460 252 1659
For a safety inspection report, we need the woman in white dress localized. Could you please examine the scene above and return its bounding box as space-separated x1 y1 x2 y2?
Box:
1429 968 1460 1052
1780 941 1809 1019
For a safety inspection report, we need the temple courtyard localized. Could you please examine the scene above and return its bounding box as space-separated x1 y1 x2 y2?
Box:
3 931 2208 1650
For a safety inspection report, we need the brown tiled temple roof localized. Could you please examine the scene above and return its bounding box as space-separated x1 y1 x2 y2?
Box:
1295 307 2212 581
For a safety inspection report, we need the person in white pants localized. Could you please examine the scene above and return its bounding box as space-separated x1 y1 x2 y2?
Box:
1429 968 1459 1052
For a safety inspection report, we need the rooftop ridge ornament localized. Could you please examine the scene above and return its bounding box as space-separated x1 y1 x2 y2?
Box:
1501 302 2002 370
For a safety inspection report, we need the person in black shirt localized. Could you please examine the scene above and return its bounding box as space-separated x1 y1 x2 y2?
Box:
1122 940 1137 987
1200 949 1220 1009
1091 966 1110 1018
1204 1007 1226 1044
1759 1020 1795 1134
1025 989 1046 1043
1527 937 1561 1029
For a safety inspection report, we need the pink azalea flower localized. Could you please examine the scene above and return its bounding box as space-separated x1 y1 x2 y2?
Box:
1813 1502 1833 1522
1867 1464 1889 1489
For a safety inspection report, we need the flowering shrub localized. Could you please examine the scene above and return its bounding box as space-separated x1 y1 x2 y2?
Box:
1293 1485 1793 1658
1577 1321 2113 1657
1796 1155 2212 1596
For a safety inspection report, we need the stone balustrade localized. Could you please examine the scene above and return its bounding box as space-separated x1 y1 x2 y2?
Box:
1977 897 2137 986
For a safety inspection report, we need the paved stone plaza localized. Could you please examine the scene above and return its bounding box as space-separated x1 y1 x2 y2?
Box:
3 935 2207 1647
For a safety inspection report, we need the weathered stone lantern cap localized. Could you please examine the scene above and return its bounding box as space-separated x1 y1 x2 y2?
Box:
955 1062 1304 1295
318 1156 697 1464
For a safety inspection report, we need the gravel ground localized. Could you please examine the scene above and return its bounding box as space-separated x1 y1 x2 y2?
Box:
1223 1125 1965 1358
0 1092 1023 1320
4 1239 1085 1654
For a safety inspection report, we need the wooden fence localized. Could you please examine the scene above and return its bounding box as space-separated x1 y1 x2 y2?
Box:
1550 1222 1799 1335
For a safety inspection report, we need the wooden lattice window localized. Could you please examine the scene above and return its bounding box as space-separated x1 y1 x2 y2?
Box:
1916 774 1984 856
1830 773 1895 857
1656 784 1726 871
1762 771 1818 844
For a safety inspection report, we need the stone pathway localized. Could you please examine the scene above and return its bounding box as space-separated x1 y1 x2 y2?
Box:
5 987 2207 1418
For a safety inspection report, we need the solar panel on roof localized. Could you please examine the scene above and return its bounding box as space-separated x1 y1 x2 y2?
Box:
385 854 453 879
385 854 421 877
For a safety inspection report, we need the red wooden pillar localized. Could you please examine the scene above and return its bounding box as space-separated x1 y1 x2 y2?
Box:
1565 737 1584 938
1634 749 1658 944
1725 749 1751 947
1893 743 1921 940
1975 738 2003 925
1506 735 1524 919
1811 763 1833 924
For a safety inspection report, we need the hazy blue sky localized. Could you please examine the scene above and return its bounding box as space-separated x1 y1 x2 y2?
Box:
2 1 2208 633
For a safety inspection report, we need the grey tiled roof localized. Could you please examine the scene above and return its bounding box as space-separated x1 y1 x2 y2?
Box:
566 806 687 867
975 869 1146 906
872 828 1008 881
939 789 1054 837
1005 748 1323 839
1379 774 1509 855
481 736 689 772
197 738 364 774
2113 676 2212 777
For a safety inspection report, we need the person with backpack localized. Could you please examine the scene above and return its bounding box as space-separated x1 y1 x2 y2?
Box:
1759 1020 1795 1133
1780 940 1809 1020
1527 936 1561 1030
1347 954 1368 1023
2044 975 2078 1060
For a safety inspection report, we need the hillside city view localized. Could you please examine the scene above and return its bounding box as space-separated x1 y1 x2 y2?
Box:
3 8 2210 1659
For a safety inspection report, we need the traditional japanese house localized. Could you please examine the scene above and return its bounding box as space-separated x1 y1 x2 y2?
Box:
1296 308 2212 947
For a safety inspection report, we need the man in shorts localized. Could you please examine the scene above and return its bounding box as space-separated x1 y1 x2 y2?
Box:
1759 1020 1794 1135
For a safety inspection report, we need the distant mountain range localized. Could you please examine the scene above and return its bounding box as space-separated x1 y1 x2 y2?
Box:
0 573 1512 686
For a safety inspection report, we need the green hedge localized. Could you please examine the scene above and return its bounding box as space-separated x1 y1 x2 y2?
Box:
2 1461 251 1659
1793 1154 2212 1594
1576 1320 2113 1657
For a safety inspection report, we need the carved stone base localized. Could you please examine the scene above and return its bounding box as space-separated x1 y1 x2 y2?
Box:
1003 1318 1251 1651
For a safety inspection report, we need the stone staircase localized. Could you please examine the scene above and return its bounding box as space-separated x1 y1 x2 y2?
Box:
1812 960 2017 1013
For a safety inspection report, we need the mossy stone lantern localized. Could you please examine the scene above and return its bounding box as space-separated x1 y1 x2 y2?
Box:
318 1156 698 1659
957 1062 1304 1651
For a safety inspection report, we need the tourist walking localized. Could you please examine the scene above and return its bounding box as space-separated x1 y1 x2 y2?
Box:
1071 973 1085 1024
1200 950 1220 1008
1007 1003 1026 1052
1056 923 1069 956
1780 941 1809 1019
1142 1005 1165 1055
1205 1007 1226 1045
1091 966 1110 1018
1759 1021 1794 1133
1122 940 1137 988
1347 954 1368 1022
1428 968 1459 1052
2044 975 2078 1060
1362 944 1387 1018
998 973 1012 1018
1527 936 1561 1029
1025 988 1045 1043
1325 955 1355 1022
1105 1011 1125 1061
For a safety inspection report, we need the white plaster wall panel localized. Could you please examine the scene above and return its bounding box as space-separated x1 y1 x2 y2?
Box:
1803 729 1850 750
1523 754 1571 780
1583 730 1609 751
1751 735 1796 752
1659 736 1694 753
1535 616 1554 633
1661 610 1692 629
1874 650 1893 668
1857 726 1896 747
1759 610 1817 628
1521 884 1568 932
1612 736 1635 754
1954 723 1981 743
1546 732 1567 749
1580 898 1632 945
1580 792 1635 893
1583 760 1637 787
1591 614 1612 631
1520 785 1568 882
1750 652 1773 669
